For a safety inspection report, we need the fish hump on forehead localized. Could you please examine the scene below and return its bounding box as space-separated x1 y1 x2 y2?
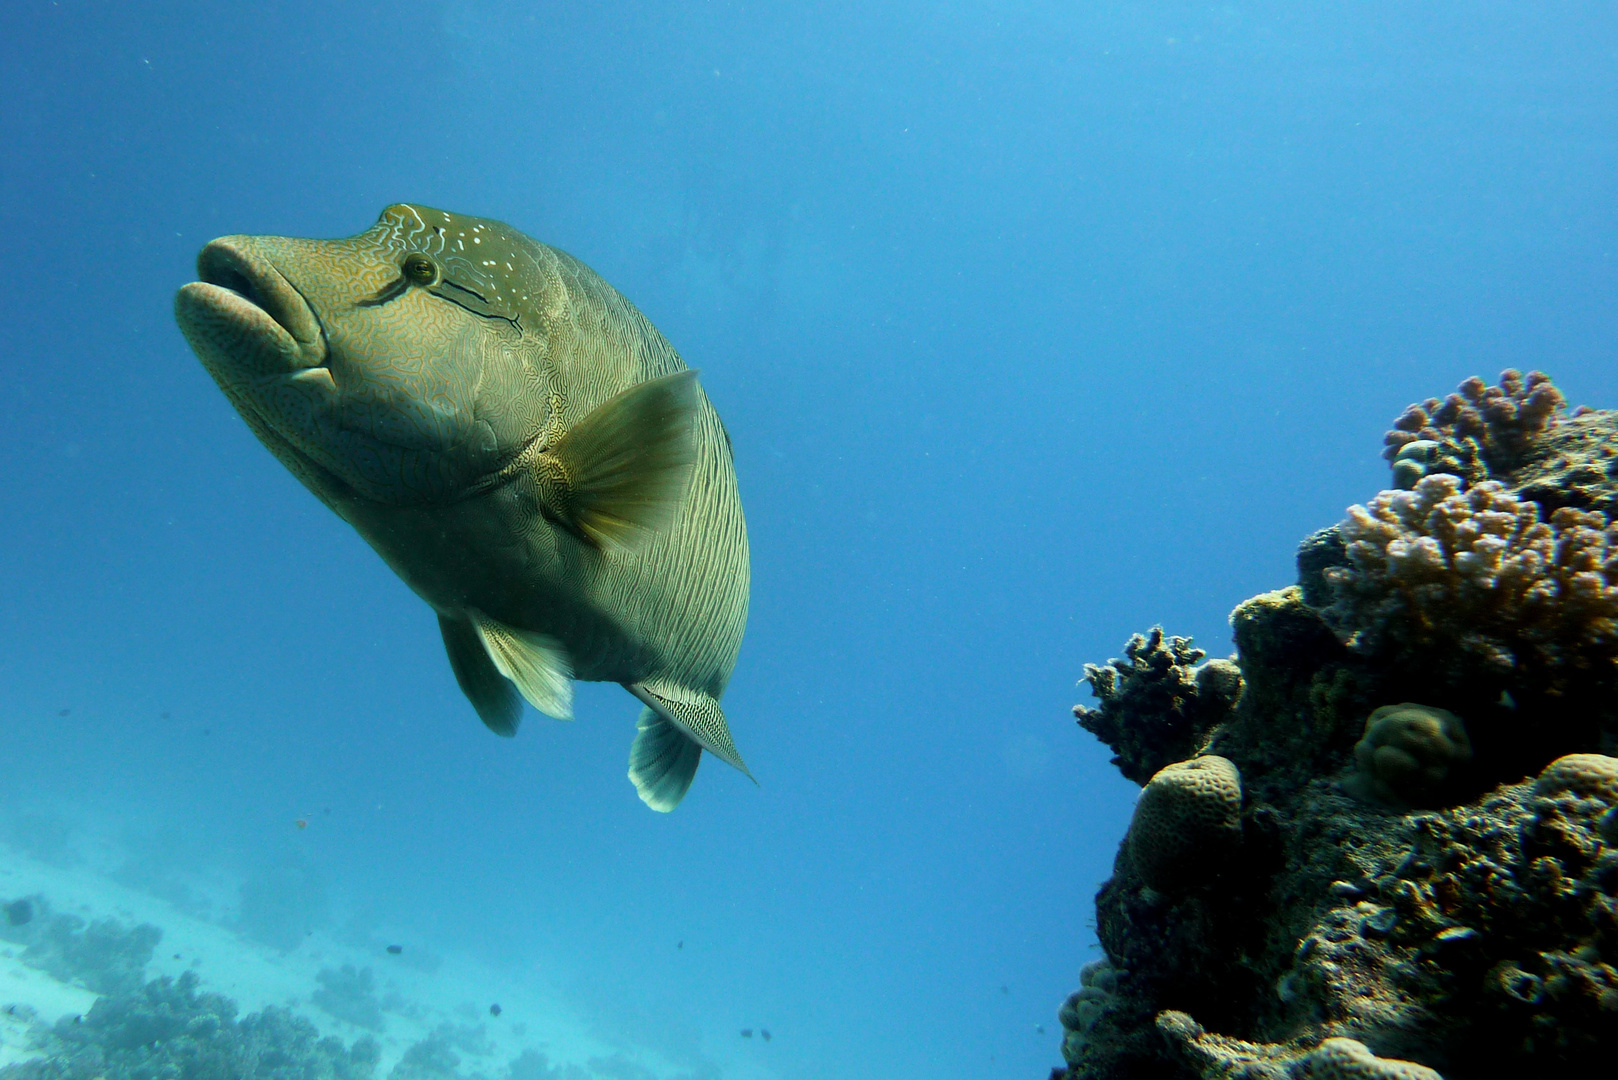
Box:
371 203 539 326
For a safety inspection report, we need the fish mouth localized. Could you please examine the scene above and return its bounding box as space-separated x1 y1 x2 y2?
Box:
175 238 330 384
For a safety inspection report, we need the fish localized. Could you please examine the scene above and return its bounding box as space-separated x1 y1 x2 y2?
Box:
175 204 751 811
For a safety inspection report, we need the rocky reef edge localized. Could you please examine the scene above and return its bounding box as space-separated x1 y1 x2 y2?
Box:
1054 372 1618 1079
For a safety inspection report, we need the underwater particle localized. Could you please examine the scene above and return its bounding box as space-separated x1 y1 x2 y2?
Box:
489 1003 501 1017
386 945 402 955
1532 752 1618 802
1000 984 1009 994
173 953 182 960
295 818 309 829
4 898 33 926
761 1028 771 1041
1304 1036 1444 1080
1035 1024 1045 1034
160 711 171 719
1348 703 1471 807
57 708 70 717
741 1028 752 1038
1126 755 1243 892
677 940 683 949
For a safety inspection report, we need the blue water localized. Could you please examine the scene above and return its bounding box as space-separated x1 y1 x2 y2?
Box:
1 3 1614 1077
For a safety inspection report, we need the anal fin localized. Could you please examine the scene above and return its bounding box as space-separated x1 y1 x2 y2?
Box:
628 706 703 812
629 680 752 780
471 611 574 721
439 614 522 737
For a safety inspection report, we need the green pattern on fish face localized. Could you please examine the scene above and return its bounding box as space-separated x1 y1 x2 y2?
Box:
176 204 559 505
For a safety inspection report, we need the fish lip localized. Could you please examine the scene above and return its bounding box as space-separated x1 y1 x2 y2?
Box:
185 239 329 371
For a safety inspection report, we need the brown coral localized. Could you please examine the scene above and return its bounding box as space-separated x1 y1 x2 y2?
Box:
1304 1037 1444 1080
1532 753 1618 802
1074 628 1243 785
1322 474 1618 696
1383 369 1566 483
1349 705 1472 808
1127 756 1243 892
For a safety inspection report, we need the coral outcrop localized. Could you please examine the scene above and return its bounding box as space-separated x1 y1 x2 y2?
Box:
1127 757 1244 893
0 900 161 996
311 965 385 1032
1075 629 1244 784
1054 373 1618 1079
1347 705 1471 809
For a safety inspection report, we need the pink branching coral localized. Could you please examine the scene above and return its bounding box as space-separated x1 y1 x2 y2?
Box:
1323 474 1618 690
1383 370 1567 483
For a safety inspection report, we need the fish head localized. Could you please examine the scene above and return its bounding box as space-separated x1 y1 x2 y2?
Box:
176 204 551 505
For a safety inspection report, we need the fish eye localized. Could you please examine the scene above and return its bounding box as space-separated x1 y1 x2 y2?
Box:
402 253 438 285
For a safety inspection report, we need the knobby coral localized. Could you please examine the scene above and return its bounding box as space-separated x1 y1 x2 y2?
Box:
1383 370 1566 485
1349 704 1472 809
1322 473 1618 697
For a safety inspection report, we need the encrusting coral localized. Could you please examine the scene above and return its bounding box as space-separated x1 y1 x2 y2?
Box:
1348 705 1471 809
1055 372 1618 1080
1127 757 1244 893
1304 1037 1445 1080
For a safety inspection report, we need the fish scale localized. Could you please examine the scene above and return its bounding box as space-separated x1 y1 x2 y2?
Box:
175 203 751 812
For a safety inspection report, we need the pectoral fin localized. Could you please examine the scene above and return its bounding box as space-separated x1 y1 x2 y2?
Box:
471 611 574 721
628 706 704 812
439 614 522 737
539 370 700 551
629 680 752 780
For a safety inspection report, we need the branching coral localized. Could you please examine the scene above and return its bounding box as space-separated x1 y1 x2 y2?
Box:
1074 628 1243 785
1322 474 1618 702
1383 370 1566 486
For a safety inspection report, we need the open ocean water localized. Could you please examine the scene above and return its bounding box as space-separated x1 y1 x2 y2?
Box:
0 3 1614 1079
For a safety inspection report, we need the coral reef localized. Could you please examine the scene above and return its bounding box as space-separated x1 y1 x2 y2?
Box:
312 965 386 1032
1074 628 1244 784
0 899 161 996
0 970 380 1080
1321 473 1618 780
237 860 330 952
1057 373 1618 1078
1127 757 1244 893
1381 370 1565 485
